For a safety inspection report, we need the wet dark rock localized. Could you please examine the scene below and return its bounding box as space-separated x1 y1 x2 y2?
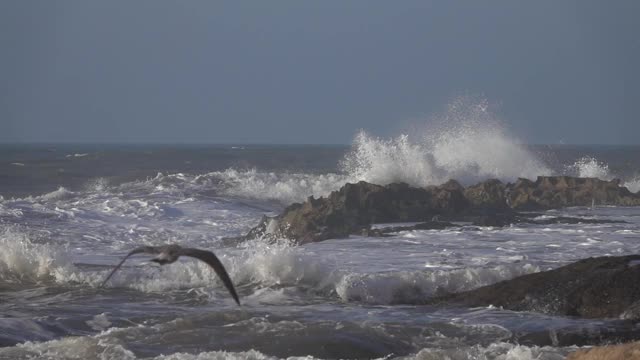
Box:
247 180 468 244
243 176 639 244
431 255 640 319
508 176 640 210
464 179 509 210
464 175 640 211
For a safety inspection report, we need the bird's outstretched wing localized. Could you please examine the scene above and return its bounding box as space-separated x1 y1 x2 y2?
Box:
179 248 241 305
99 246 159 288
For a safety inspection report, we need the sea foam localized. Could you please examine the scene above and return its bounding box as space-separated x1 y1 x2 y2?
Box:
404 342 574 360
0 226 107 286
334 263 539 304
0 327 575 360
0 227 75 284
92 238 540 305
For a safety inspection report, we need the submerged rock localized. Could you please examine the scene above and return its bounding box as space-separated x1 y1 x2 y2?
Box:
243 176 639 244
362 220 457 237
431 255 640 319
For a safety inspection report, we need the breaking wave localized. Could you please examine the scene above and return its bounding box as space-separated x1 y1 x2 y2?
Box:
100 239 540 305
341 99 551 188
0 226 106 286
195 169 348 205
0 231 539 306
37 187 76 202
0 227 77 284
334 263 539 304
107 171 348 205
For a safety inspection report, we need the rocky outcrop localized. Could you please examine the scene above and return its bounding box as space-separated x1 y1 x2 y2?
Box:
464 176 640 210
508 176 639 210
566 341 640 360
430 255 640 319
243 176 639 244
464 178 510 210
246 180 469 244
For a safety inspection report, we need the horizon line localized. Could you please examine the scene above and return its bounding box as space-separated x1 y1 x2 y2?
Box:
0 141 638 147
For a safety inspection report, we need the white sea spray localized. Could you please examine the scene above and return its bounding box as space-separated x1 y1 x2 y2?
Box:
565 156 612 179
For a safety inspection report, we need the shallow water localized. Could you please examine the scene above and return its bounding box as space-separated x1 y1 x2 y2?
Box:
1 140 639 359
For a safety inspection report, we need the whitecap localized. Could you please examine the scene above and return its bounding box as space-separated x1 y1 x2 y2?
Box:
65 153 89 158
334 263 539 304
37 187 75 202
0 226 101 286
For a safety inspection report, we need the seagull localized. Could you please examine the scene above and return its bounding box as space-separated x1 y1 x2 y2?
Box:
99 244 240 305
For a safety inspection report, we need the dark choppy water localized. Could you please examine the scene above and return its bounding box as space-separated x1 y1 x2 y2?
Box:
1 139 639 360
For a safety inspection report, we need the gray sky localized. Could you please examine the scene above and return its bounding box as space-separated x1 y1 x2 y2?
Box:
2 1 639 144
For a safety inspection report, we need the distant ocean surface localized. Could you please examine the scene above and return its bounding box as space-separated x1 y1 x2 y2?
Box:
2 142 639 199
1 134 640 359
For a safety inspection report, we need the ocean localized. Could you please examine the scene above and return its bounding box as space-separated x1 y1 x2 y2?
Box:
1 130 640 359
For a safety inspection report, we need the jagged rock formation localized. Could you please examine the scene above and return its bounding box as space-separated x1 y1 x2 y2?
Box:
508 176 640 209
429 255 640 319
464 178 510 210
244 176 639 244
245 180 468 244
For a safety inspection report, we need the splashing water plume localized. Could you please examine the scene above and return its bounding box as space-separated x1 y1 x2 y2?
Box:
566 157 612 179
341 132 437 187
0 227 76 284
341 99 551 187
625 177 640 193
